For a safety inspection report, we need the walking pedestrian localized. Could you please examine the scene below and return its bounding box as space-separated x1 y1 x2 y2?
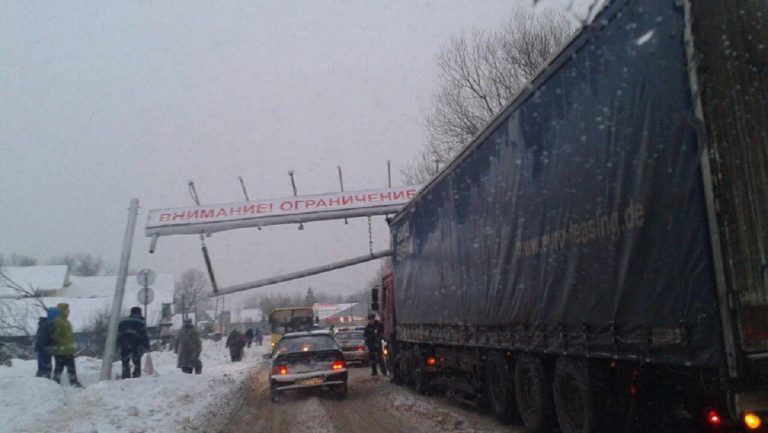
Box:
254 328 263 346
364 314 388 376
175 318 202 374
51 303 83 387
34 307 58 379
117 306 150 379
226 329 246 362
244 328 254 348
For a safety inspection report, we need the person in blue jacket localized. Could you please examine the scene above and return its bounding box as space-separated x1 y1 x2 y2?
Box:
117 306 150 379
34 306 59 379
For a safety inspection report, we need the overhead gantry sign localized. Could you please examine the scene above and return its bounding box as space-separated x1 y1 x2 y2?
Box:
145 185 420 237
144 184 422 296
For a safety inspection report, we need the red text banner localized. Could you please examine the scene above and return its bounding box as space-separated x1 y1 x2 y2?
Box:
145 185 421 237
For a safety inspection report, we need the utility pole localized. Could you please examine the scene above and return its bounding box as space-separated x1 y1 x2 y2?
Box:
100 199 139 381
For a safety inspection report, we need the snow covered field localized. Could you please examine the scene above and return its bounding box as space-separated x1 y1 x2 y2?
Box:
0 340 269 433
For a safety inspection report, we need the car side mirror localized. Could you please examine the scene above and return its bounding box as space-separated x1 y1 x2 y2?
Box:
262 353 272 360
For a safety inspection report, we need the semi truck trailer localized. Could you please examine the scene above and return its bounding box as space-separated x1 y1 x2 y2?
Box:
380 0 768 432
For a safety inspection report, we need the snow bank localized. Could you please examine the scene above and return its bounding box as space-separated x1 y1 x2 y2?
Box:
0 339 269 433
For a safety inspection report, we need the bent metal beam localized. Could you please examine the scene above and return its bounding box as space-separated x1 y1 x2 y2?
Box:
208 250 392 297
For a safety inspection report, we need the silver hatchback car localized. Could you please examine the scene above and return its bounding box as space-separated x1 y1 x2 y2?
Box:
266 331 348 402
333 328 368 365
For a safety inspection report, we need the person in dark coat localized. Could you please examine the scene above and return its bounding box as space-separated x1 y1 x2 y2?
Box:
244 328 254 348
364 314 388 376
117 306 150 379
35 307 59 379
175 319 202 374
226 329 246 362
254 328 263 346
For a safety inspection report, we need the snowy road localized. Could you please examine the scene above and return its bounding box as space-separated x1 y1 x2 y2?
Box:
222 365 520 433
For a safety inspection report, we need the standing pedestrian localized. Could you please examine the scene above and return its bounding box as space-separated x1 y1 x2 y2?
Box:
34 307 58 379
244 328 254 348
51 303 83 387
117 306 150 379
364 314 388 376
175 318 202 374
254 328 263 346
226 329 246 362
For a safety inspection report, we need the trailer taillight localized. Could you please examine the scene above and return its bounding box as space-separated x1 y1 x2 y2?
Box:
744 412 762 430
705 410 722 426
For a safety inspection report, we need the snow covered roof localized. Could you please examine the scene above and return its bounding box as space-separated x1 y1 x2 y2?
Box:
313 303 355 320
0 297 110 336
64 274 174 300
0 266 69 296
325 303 367 319
0 273 176 336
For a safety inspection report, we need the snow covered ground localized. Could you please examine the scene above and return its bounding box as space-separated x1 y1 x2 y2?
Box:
0 339 269 433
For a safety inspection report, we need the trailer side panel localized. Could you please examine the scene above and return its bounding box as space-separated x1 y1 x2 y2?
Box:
391 0 722 367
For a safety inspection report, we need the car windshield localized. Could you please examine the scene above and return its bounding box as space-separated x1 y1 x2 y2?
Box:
274 336 338 355
335 332 363 341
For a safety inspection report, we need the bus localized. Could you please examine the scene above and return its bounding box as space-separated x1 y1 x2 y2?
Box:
268 307 316 348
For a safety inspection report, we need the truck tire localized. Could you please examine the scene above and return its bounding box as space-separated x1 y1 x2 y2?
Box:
486 352 517 424
553 357 610 433
411 347 430 394
400 348 413 386
514 355 556 433
391 352 405 385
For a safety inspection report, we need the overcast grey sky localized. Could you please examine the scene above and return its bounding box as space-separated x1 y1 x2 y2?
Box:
1 0 595 300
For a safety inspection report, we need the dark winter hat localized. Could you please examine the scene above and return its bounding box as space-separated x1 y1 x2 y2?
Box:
130 306 142 316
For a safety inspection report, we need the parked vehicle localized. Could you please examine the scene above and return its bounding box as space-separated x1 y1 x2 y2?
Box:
379 1 768 432
333 328 368 365
265 330 348 402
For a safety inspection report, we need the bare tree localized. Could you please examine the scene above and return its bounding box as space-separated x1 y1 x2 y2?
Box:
403 7 575 184
81 308 111 358
0 253 38 267
304 287 317 306
175 269 212 323
47 253 113 276
0 269 47 337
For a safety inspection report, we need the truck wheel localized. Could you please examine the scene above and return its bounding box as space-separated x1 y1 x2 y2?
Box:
410 347 428 393
553 357 608 433
391 353 405 385
486 352 517 425
514 355 556 433
413 364 429 394
400 349 415 386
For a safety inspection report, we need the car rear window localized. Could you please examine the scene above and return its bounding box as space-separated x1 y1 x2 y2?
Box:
335 332 363 341
274 335 338 354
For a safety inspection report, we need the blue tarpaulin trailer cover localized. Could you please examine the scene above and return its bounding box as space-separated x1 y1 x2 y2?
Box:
390 0 723 367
